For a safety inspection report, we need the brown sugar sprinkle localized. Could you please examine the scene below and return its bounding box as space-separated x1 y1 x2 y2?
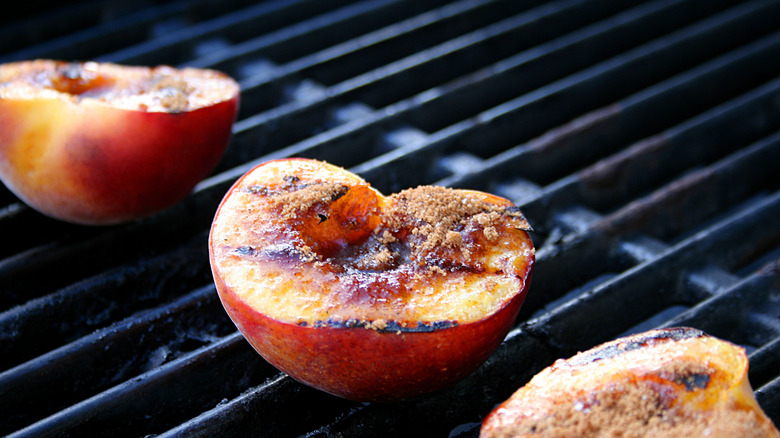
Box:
365 319 388 331
249 180 528 274
483 226 499 242
381 230 396 243
496 369 773 438
384 186 487 227
486 340 778 438
382 185 525 252
261 180 349 222
353 245 399 271
149 75 193 112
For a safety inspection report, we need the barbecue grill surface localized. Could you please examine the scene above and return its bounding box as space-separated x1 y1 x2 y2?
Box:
1 0 779 436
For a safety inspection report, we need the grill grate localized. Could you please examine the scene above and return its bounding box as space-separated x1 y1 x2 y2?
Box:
1 0 779 436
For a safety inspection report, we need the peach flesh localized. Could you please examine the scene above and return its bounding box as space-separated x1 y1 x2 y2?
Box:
209 158 535 401
481 328 780 438
0 60 240 224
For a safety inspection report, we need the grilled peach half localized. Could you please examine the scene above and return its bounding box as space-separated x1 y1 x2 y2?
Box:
0 60 239 224
208 158 535 401
481 327 780 438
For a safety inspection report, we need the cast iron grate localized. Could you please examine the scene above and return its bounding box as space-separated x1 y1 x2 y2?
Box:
1 0 779 436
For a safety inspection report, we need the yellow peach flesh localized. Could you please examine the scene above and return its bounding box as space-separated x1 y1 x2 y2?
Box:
0 60 239 224
209 159 534 327
481 329 780 438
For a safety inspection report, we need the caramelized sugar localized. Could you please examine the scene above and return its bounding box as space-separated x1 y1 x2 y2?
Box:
49 62 116 96
211 162 534 327
482 331 780 438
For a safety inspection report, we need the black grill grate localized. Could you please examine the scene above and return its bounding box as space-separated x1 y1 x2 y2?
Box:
1 0 779 436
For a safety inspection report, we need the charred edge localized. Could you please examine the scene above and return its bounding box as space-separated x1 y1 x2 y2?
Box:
422 257 485 275
229 243 316 263
501 206 533 231
302 319 459 333
242 185 273 196
234 246 256 256
242 181 350 200
503 206 526 217
676 373 710 391
60 62 84 79
283 175 300 184
566 327 705 366
330 185 350 202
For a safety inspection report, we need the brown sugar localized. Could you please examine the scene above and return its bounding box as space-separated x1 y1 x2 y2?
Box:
382 185 522 255
482 330 780 438
499 361 715 437
214 160 535 327
489 373 777 438
385 186 487 225
266 181 349 222
0 60 239 113
249 180 529 277
365 318 388 331
352 244 399 271
483 226 499 242
149 74 193 112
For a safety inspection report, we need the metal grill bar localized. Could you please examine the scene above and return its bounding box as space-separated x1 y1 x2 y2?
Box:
355 0 780 191
101 0 362 65
0 284 229 432
0 234 211 370
441 52 780 227
221 0 642 170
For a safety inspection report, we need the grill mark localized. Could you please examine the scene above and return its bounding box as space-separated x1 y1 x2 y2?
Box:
241 181 350 198
227 243 319 264
305 318 459 333
566 327 705 366
676 373 710 391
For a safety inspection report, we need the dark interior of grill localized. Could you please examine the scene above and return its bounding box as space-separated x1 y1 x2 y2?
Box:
1 0 779 436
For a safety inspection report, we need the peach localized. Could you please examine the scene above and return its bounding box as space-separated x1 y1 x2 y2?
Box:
209 158 535 401
0 60 239 225
481 328 780 437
